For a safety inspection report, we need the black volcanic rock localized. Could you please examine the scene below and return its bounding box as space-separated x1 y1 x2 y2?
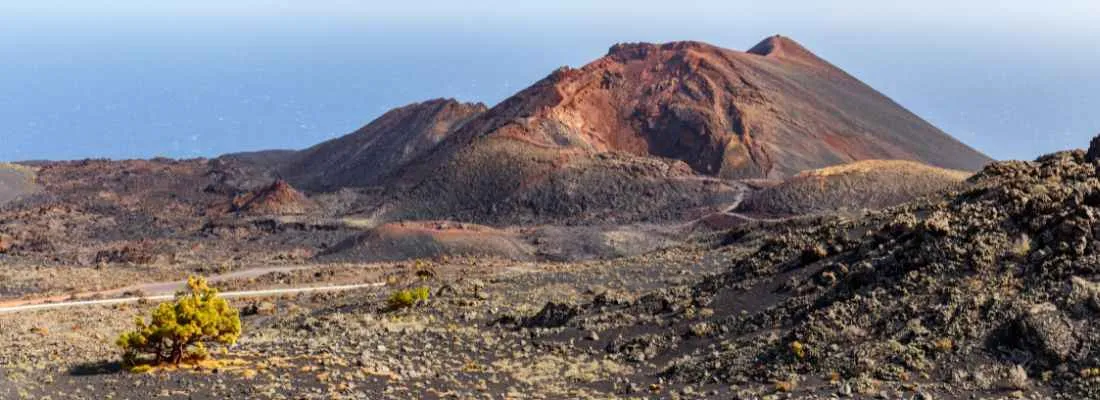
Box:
605 142 1100 393
1086 133 1100 161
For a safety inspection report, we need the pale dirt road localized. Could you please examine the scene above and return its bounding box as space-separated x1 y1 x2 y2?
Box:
0 265 384 314
0 282 385 314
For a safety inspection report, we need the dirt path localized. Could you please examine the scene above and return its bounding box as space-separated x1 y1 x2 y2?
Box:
0 265 328 311
0 282 385 314
679 185 763 226
712 187 790 223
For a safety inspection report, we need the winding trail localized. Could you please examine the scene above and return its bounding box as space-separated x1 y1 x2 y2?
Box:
0 265 384 314
676 184 787 230
0 283 384 314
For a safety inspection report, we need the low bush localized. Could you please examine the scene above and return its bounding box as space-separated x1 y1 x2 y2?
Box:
116 276 241 366
387 286 430 310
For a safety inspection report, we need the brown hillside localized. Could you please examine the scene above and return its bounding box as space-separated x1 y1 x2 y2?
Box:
282 98 487 190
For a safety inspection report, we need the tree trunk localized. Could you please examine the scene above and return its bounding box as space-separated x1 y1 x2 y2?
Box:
170 345 183 365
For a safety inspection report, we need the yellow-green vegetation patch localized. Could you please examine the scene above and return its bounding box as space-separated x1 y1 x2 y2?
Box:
386 286 430 310
796 159 972 181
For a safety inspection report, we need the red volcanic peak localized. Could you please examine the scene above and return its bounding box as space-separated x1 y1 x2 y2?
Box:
746 35 827 64
404 36 989 181
252 36 992 224
232 179 316 215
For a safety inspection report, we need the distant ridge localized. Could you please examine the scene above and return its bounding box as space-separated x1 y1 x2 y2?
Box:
280 99 487 191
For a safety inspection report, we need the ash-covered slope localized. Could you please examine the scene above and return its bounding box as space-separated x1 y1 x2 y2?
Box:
281 98 487 191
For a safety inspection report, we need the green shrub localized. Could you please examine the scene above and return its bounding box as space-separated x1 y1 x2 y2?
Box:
790 340 807 360
387 286 430 310
116 276 241 366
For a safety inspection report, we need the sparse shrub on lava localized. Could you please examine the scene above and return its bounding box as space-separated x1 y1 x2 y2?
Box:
116 276 241 367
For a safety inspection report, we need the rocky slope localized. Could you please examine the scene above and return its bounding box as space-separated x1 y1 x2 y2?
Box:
532 135 1100 397
393 148 743 225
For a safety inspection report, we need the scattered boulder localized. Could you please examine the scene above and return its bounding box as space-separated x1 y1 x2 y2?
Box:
589 136 1100 395
606 334 680 362
1002 304 1081 367
524 302 579 328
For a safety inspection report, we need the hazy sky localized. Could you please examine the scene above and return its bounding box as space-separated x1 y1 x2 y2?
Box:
1 1 1098 161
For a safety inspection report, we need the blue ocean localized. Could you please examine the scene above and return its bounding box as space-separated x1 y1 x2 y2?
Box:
1 12 1097 162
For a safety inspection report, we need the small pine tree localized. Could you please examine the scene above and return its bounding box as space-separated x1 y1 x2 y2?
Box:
116 276 241 366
